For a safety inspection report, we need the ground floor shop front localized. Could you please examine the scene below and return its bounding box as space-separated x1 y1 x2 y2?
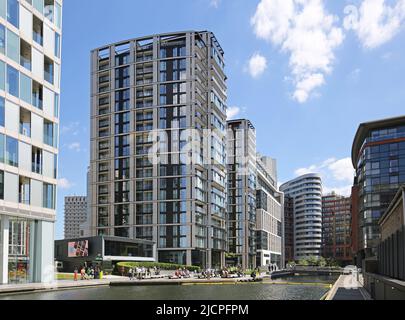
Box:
0 215 54 284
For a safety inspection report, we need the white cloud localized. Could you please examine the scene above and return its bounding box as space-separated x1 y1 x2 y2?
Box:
354 0 405 49
251 0 344 103
58 178 75 190
210 0 221 8
68 142 81 152
294 157 354 196
227 106 241 120
61 122 80 136
246 53 268 78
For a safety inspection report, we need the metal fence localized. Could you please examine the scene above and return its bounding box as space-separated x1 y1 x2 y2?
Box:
378 225 405 281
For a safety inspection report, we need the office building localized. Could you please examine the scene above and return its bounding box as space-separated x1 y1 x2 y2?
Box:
322 193 352 266
284 195 294 263
280 174 322 260
351 116 405 264
64 196 87 239
89 31 227 268
226 119 257 269
0 0 62 284
255 155 284 269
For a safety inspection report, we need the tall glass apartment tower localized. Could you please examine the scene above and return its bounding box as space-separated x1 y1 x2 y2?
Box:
280 174 323 260
226 119 257 269
0 0 62 284
89 31 227 268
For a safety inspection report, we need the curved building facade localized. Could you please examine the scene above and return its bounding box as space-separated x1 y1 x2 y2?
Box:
352 116 405 263
280 174 322 260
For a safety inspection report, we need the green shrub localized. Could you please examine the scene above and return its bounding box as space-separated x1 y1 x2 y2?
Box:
116 262 201 272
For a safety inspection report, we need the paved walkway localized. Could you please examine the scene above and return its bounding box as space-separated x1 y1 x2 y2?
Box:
326 275 372 300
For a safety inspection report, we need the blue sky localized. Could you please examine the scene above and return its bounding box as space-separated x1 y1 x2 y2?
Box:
56 0 405 239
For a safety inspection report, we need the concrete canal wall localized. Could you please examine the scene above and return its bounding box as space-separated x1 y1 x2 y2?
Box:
364 273 405 300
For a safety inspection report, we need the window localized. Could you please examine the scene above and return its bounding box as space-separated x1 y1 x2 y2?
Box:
20 39 32 70
115 135 130 157
0 133 3 163
0 24 5 54
7 29 19 63
44 120 55 147
54 93 59 117
33 15 43 46
20 108 31 137
0 170 3 200
0 97 4 127
115 66 130 89
6 136 18 167
7 0 19 28
55 32 61 58
32 146 42 174
0 60 4 90
19 177 30 205
55 2 61 29
44 56 54 84
44 0 54 22
115 42 130 66
115 112 130 134
7 65 19 97
43 183 55 209
115 89 130 111
20 73 32 104
32 80 43 109
33 0 44 14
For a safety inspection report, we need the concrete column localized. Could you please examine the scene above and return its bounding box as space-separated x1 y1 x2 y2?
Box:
33 221 55 283
0 216 9 284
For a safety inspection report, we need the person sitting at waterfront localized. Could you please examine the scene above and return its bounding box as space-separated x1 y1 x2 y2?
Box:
80 267 86 280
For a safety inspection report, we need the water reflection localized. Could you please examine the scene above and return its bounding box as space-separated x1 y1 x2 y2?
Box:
0 275 337 301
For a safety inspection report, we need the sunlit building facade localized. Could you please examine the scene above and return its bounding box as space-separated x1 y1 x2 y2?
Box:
280 174 323 260
89 31 228 268
352 116 405 264
255 155 284 270
226 119 257 269
0 0 62 284
322 193 352 266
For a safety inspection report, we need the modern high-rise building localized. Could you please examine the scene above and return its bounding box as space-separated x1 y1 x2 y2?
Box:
89 31 228 268
0 0 63 284
322 193 352 266
226 119 257 269
351 116 405 265
280 174 322 260
79 166 92 237
284 195 294 263
64 196 87 239
255 155 284 269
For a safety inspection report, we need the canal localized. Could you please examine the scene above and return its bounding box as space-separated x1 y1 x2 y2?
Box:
0 275 338 300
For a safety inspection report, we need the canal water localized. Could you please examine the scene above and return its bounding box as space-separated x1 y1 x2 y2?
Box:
0 275 338 300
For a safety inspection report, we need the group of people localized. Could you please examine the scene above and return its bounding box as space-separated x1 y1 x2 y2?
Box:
74 265 102 281
173 268 191 279
127 266 161 280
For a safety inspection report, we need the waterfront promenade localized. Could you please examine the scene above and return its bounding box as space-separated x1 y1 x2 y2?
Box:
326 275 372 300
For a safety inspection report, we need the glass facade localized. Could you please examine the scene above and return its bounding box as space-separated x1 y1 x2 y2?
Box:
0 0 62 284
91 32 227 268
8 218 33 284
355 124 405 256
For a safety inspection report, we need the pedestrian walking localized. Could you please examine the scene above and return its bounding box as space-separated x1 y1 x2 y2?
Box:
73 266 78 281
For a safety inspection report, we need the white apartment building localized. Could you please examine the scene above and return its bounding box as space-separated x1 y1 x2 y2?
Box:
0 0 62 284
280 174 323 260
